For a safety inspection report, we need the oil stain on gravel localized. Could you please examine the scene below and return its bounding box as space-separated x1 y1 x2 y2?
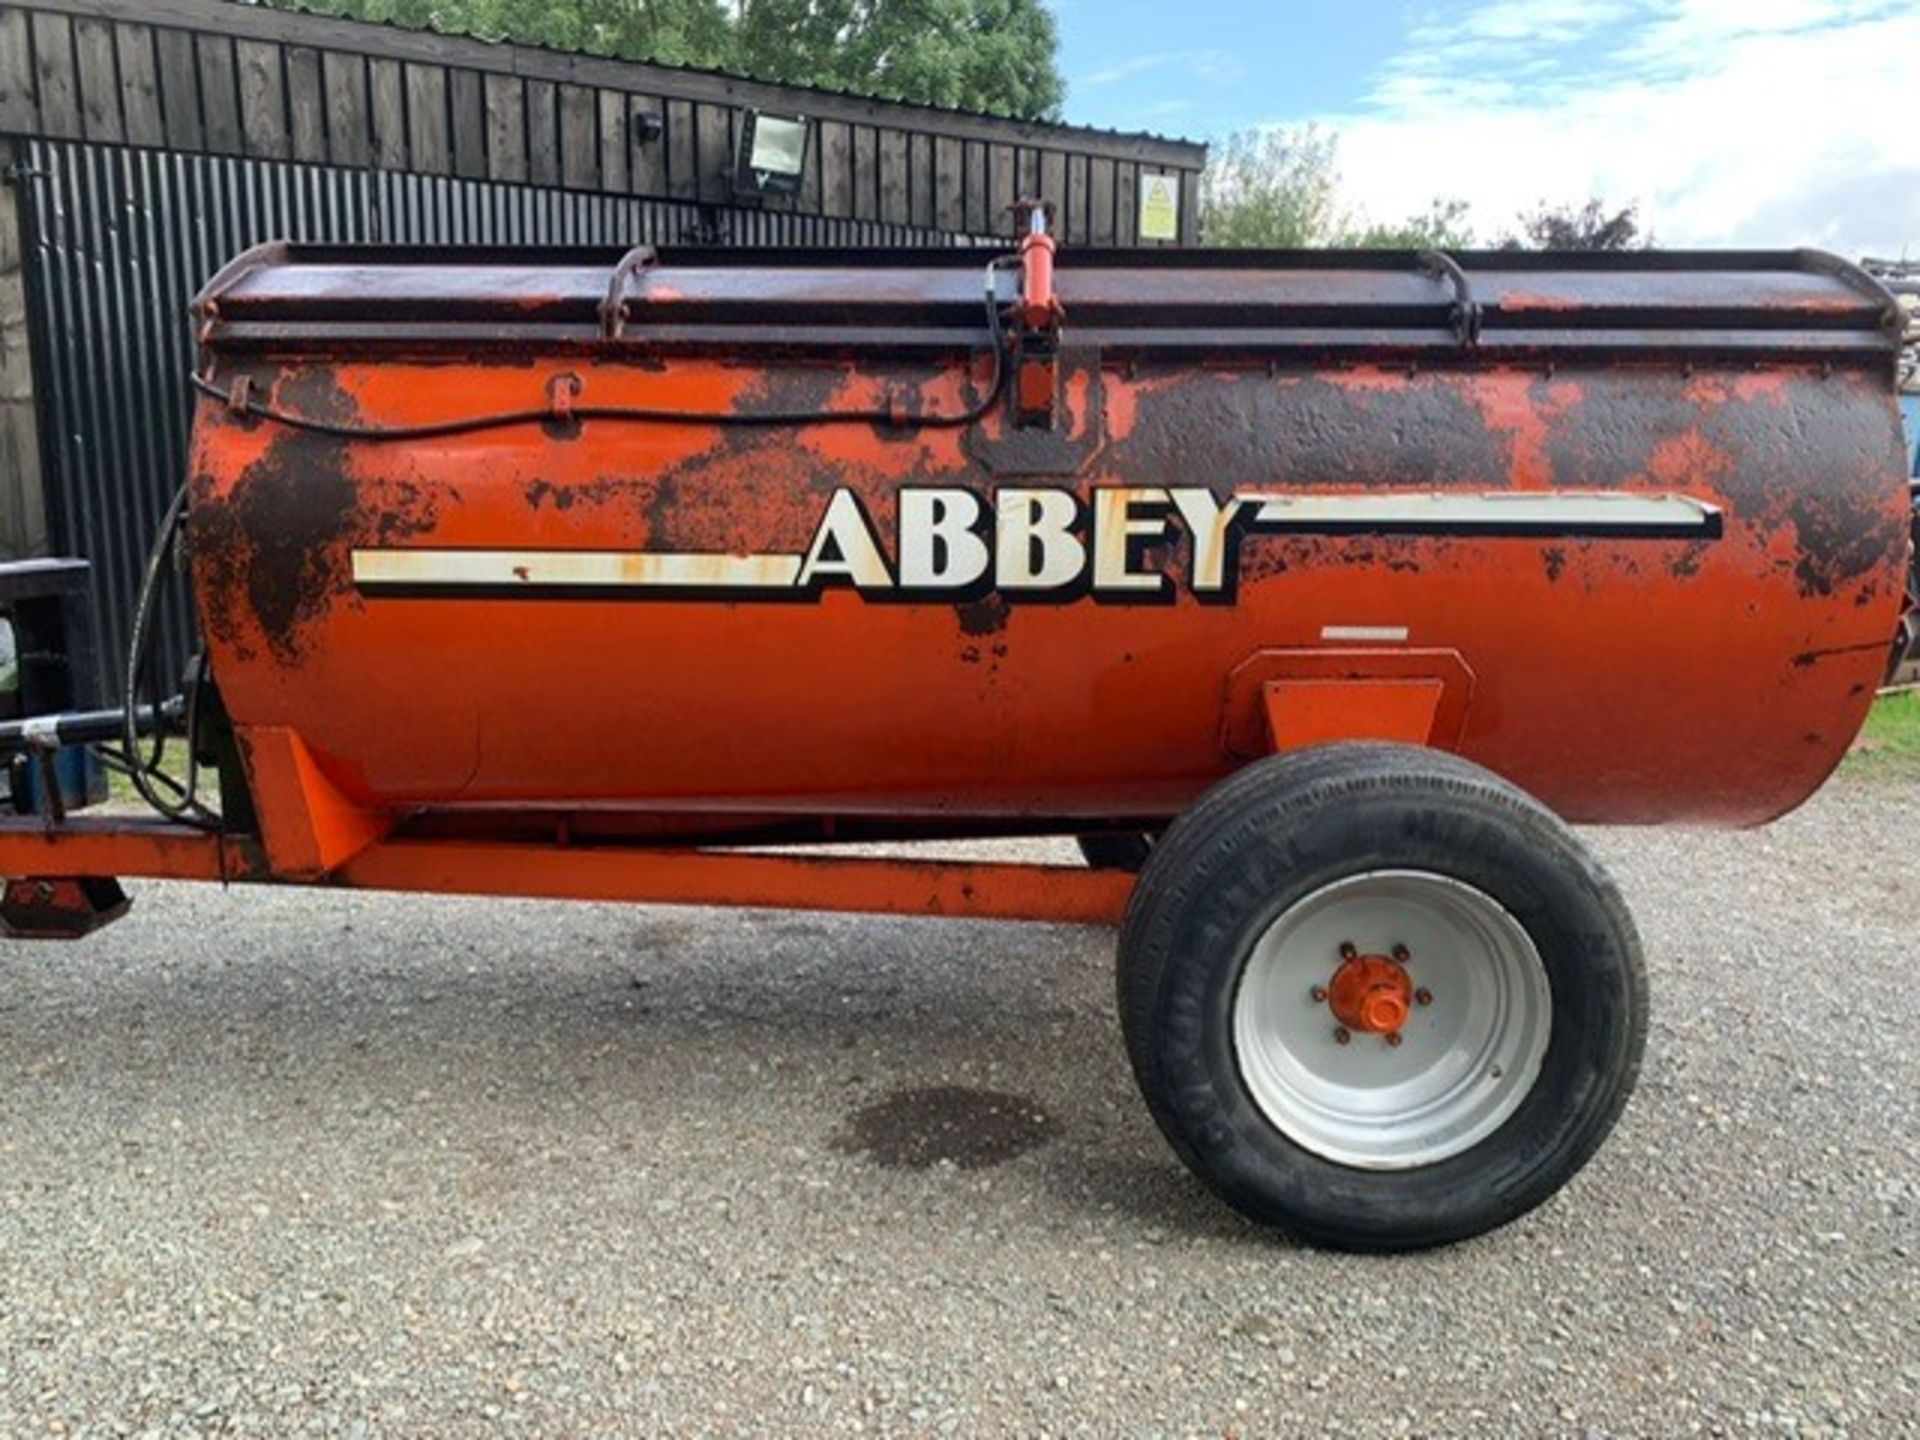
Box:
834 1086 1060 1170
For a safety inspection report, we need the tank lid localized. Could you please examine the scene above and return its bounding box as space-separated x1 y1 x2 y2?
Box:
193 242 1905 365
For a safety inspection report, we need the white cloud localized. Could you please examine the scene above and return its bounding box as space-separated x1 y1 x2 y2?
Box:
1316 0 1920 256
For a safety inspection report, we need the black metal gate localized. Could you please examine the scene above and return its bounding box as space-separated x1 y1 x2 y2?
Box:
13 136 975 697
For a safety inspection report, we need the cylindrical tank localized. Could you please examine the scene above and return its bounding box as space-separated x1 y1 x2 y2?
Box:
185 243 1913 832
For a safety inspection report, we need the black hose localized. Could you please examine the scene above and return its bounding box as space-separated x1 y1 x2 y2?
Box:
192 254 1019 443
120 484 220 830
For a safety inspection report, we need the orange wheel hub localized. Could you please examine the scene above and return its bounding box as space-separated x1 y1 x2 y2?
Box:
1327 953 1414 1035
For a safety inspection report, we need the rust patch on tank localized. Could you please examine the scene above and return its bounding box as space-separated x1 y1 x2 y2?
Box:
524 475 635 514
271 365 361 427
732 359 848 417
1104 367 1504 495
1471 376 1584 488
1786 491 1898 598
192 371 438 663
1667 543 1708 578
634 363 974 553
1547 367 1907 599
956 594 1010 636
192 429 358 663
526 478 576 511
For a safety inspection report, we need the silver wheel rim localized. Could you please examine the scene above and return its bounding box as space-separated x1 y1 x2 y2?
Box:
1230 870 1552 1170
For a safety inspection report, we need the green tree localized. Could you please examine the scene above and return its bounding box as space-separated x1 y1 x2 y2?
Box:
1344 198 1475 251
731 0 1063 117
1503 199 1647 250
253 0 734 66
1199 127 1343 249
1201 126 1472 249
256 0 1064 119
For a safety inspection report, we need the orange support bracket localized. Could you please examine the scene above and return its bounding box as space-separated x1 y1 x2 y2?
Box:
1222 647 1477 758
1260 677 1447 752
237 726 391 879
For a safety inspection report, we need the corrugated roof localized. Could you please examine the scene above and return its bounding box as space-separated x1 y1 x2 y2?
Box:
233 0 1206 155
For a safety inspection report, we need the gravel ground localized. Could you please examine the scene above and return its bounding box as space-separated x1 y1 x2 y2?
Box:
1 771 1915 1438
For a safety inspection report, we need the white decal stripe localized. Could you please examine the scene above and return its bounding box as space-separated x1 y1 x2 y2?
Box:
1320 625 1411 643
351 549 803 589
1245 491 1720 529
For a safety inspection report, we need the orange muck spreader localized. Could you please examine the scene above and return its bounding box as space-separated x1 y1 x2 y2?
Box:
2 214 1914 1248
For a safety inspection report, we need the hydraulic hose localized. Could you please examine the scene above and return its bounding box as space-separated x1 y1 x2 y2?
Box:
191 254 1020 443
120 483 220 830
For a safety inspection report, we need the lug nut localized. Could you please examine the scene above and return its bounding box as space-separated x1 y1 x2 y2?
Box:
1333 1027 1351 1045
1339 941 1358 960
1392 944 1411 963
1384 1031 1403 1047
1415 987 1433 1006
1310 985 1329 1003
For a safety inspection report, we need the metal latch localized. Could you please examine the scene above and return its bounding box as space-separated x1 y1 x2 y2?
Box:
1417 249 1482 349
600 244 660 341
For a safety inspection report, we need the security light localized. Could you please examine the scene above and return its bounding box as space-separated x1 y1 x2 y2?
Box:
735 111 809 198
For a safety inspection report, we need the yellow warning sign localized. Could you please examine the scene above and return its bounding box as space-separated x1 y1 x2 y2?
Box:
1139 173 1180 241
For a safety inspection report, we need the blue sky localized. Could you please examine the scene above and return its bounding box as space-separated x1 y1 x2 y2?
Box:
1057 1 1392 138
1052 0 1920 256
